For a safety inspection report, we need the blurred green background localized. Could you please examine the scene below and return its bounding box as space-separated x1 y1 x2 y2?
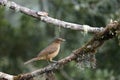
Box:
0 0 120 80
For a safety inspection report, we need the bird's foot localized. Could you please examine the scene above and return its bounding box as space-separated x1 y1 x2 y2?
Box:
47 60 57 64
51 60 58 63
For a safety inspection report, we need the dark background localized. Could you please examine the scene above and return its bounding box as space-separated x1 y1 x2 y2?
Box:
0 0 120 80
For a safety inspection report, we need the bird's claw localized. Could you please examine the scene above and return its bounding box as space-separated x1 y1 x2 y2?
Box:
51 60 58 63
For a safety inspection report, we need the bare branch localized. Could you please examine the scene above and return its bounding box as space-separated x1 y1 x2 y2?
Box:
0 0 104 33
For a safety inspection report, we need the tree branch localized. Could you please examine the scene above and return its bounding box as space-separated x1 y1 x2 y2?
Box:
0 72 14 80
0 21 119 80
0 0 104 33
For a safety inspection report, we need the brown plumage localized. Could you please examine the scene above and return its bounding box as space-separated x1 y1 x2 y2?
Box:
24 38 65 64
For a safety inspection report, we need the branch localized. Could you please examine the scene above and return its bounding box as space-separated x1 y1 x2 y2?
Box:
25 21 119 77
0 72 14 80
0 21 119 80
0 0 104 33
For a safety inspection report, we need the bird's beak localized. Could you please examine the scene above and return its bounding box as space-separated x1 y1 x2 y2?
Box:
56 38 66 42
61 38 66 42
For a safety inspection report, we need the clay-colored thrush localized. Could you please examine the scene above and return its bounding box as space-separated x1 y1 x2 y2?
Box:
24 38 65 64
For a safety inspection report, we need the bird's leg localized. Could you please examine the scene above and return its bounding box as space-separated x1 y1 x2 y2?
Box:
50 58 57 63
51 60 57 63
47 60 50 64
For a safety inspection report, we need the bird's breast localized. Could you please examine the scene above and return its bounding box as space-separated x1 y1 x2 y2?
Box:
47 44 60 59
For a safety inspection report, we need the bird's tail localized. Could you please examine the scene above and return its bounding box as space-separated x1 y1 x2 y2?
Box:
24 57 38 65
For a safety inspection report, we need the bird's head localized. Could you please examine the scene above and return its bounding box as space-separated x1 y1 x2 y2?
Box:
54 38 65 43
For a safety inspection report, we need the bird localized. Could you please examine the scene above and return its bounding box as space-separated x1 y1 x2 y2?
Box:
24 38 65 64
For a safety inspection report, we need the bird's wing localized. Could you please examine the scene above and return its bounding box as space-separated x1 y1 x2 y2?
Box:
37 43 58 57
